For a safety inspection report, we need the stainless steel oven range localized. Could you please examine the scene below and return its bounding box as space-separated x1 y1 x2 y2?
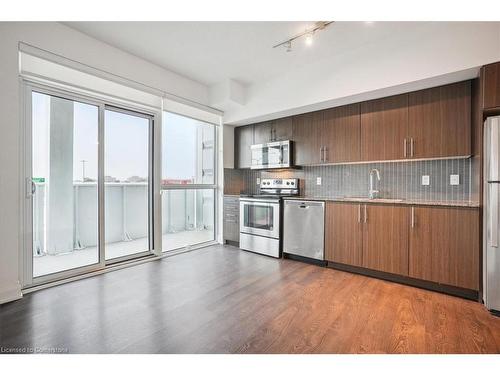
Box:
239 178 299 258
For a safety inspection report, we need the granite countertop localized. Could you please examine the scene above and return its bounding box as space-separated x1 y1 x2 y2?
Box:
282 196 480 208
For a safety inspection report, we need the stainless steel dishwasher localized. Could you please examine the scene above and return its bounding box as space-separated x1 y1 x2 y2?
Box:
283 200 325 261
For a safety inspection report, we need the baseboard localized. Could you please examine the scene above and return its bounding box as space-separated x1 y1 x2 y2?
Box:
0 281 23 305
328 262 479 301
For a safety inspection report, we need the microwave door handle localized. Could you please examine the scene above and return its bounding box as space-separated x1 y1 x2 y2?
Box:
279 145 284 163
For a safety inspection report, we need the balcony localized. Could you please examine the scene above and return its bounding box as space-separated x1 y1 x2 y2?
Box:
33 182 214 277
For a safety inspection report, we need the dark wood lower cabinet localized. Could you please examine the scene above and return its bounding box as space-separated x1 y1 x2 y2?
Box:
325 202 480 293
325 202 363 267
362 204 409 276
409 206 479 290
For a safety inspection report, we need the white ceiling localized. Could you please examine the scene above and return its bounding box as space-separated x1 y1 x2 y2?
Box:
64 21 429 87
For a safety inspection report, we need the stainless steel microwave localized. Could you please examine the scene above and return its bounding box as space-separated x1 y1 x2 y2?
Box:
250 140 293 170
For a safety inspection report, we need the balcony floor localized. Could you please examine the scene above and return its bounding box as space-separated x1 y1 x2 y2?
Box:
33 229 214 277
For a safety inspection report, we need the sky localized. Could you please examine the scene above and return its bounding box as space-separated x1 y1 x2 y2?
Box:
32 92 212 182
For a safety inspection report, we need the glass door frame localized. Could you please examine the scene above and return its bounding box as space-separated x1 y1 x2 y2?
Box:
103 105 155 265
21 81 161 288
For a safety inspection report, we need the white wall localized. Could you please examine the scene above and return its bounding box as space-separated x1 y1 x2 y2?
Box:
0 22 210 303
224 22 500 125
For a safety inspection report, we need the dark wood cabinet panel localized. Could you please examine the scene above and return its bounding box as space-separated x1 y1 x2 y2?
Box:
325 202 363 266
483 62 500 110
362 204 409 276
253 121 273 145
322 103 361 163
292 112 321 165
360 94 408 161
234 125 254 168
272 117 293 141
409 207 479 290
409 81 471 158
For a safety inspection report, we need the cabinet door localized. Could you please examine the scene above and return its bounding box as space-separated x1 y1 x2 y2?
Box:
292 112 321 165
235 125 254 168
483 62 500 110
322 103 361 163
360 94 408 161
253 121 273 145
272 117 293 141
362 204 409 276
409 207 479 290
409 81 471 158
325 202 363 266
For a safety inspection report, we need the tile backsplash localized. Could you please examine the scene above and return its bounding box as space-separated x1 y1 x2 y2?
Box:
224 158 477 203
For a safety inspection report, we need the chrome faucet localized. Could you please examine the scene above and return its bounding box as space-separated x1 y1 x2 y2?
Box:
369 169 381 199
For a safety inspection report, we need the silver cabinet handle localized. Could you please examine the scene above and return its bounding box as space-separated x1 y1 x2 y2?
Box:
319 146 323 163
410 138 414 157
489 184 498 247
26 177 36 198
323 147 328 163
411 207 415 228
404 138 407 158
364 204 367 223
358 204 361 223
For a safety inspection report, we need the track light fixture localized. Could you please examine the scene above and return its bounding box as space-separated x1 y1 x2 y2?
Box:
273 21 333 52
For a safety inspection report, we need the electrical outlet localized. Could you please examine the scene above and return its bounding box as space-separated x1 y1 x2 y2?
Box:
421 175 430 186
450 174 460 185
316 177 322 185
256 177 261 185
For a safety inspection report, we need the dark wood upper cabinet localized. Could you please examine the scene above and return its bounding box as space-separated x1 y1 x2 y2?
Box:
322 103 361 163
253 121 273 145
234 125 254 169
362 204 409 276
409 81 471 158
272 117 293 141
292 112 321 165
409 206 479 290
483 62 500 110
325 202 363 266
253 118 293 145
360 94 409 162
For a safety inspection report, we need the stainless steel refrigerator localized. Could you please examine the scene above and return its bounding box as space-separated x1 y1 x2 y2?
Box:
484 115 500 315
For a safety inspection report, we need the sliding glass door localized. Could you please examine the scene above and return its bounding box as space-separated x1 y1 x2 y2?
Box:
30 91 100 278
27 85 155 284
104 108 152 261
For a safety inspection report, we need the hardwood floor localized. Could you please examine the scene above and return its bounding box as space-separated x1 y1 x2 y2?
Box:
1 245 499 354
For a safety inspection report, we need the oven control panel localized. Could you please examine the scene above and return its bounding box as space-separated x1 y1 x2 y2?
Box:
260 178 298 189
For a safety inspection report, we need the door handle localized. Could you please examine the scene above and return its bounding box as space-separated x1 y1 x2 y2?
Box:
410 138 414 157
319 147 324 163
489 184 498 247
364 205 367 223
26 177 36 198
358 204 361 223
404 138 407 158
411 207 415 228
323 147 328 163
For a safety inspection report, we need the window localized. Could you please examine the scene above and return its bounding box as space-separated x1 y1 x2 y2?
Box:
161 112 217 251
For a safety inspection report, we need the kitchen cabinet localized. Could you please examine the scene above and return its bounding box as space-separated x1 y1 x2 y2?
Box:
362 204 409 276
223 196 240 243
272 117 293 141
321 103 361 163
235 125 254 169
482 62 500 110
408 81 471 158
409 206 479 290
292 112 321 165
325 202 363 266
253 118 293 144
360 94 409 161
253 121 273 144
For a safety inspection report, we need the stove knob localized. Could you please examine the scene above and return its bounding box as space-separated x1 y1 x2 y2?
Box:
290 181 295 185
286 181 290 185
